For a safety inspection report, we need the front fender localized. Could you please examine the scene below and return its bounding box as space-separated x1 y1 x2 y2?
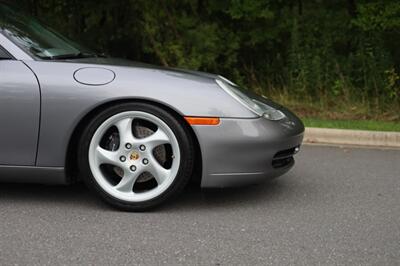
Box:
24 60 256 167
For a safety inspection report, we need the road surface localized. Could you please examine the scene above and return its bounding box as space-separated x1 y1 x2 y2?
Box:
0 145 399 265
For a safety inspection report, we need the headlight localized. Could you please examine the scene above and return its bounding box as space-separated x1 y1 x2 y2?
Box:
216 76 286 121
253 99 286 121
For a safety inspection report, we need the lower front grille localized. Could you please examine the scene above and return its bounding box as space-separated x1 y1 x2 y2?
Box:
272 146 300 169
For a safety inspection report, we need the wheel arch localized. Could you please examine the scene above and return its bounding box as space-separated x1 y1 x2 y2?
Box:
65 98 203 184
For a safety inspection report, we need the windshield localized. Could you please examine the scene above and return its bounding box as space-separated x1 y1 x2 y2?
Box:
0 3 96 60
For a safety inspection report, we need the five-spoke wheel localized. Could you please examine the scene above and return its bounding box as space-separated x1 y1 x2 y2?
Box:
78 103 194 211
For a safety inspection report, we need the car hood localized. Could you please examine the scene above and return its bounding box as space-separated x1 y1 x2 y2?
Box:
66 57 219 82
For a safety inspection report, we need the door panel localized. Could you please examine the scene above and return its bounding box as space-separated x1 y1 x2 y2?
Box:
0 60 40 165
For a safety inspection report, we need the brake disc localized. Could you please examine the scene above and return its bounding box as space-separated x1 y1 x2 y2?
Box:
134 125 166 183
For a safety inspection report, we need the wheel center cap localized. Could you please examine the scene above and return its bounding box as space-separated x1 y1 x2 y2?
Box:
130 151 140 161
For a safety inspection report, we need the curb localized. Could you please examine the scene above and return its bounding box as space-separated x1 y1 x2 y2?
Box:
304 127 400 148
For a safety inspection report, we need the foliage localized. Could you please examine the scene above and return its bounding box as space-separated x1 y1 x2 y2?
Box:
19 0 400 120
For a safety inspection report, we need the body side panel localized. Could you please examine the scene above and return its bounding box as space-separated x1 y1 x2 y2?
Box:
0 60 40 165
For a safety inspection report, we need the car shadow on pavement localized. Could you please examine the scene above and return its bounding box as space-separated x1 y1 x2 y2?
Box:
0 174 302 211
0 182 108 210
166 178 294 211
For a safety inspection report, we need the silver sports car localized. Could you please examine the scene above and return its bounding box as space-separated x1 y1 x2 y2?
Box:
0 3 304 210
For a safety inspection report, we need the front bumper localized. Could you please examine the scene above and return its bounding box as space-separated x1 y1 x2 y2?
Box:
192 110 304 188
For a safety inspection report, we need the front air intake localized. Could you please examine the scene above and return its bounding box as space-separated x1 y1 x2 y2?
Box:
272 146 300 168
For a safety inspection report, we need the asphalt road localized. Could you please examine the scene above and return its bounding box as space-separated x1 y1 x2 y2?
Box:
0 145 399 265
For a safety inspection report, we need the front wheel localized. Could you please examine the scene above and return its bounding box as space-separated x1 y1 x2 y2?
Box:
78 102 194 211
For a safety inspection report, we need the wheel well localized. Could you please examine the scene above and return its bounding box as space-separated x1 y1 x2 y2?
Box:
65 99 203 184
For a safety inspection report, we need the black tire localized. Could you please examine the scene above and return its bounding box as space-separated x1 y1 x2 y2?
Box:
77 102 195 211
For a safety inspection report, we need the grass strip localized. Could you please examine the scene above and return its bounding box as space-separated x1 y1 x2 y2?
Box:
302 118 400 132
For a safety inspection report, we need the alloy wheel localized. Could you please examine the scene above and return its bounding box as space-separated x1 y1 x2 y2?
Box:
88 111 181 202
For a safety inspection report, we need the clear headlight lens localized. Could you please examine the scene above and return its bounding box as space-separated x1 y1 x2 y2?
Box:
216 77 286 121
263 109 286 120
252 99 286 121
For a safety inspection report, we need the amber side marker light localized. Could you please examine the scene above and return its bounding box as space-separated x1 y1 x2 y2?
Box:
184 117 220 126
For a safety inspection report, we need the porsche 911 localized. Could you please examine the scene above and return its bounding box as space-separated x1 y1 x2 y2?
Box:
0 3 304 210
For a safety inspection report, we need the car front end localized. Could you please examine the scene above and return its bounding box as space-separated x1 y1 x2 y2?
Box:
192 76 304 188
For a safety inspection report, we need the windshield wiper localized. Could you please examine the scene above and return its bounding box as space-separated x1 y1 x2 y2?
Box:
41 52 106 60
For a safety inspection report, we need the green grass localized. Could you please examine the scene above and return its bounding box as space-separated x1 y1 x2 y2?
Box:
302 118 400 132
